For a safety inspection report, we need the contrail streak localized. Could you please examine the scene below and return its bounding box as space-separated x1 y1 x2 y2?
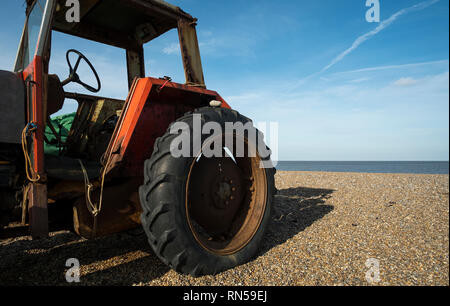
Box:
319 0 440 74
334 59 449 75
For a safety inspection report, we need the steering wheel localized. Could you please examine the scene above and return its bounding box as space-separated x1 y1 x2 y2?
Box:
61 49 101 93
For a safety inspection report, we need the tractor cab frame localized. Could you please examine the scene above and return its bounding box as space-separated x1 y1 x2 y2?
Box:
10 0 229 239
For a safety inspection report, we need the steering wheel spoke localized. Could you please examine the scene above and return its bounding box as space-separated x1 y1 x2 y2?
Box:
72 56 82 74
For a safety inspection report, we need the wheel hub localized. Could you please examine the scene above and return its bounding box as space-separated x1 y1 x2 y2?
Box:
188 156 244 236
213 177 236 209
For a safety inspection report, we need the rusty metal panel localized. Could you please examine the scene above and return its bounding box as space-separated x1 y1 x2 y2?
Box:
73 178 142 238
104 77 230 178
51 0 195 49
178 19 205 87
28 182 48 239
126 47 145 89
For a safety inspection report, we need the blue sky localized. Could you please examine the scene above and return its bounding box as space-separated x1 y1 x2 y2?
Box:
0 0 448 161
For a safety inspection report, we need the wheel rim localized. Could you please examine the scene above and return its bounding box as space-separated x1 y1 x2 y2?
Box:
185 134 267 255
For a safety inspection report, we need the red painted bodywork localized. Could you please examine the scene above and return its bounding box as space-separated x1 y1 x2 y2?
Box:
22 55 49 238
22 56 45 176
104 77 231 177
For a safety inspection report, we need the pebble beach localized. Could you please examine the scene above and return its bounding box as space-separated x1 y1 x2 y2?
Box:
0 171 448 286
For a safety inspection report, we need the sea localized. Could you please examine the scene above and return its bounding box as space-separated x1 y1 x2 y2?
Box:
275 161 449 174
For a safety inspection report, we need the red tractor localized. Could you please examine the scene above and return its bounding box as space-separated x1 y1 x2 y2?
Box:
0 0 276 276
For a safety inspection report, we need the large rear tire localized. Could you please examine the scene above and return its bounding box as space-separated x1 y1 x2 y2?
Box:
138 107 276 276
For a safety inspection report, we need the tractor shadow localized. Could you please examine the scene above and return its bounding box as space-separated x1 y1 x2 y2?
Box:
258 186 335 255
0 186 335 285
0 228 169 286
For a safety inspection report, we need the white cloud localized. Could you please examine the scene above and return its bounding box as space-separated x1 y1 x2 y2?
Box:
348 77 370 83
199 30 213 37
198 35 257 58
162 43 179 55
300 59 449 87
392 77 419 87
224 70 449 160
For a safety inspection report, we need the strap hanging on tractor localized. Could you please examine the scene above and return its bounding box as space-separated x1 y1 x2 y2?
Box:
157 76 172 93
21 122 40 182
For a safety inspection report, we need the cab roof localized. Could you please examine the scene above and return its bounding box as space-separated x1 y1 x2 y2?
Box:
28 0 196 50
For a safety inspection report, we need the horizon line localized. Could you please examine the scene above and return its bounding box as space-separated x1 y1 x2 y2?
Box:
276 160 449 162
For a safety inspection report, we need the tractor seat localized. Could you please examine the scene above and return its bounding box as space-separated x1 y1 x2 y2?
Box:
45 155 101 181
